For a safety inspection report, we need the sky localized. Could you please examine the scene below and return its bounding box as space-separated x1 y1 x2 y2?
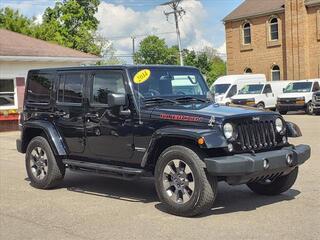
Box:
0 0 243 61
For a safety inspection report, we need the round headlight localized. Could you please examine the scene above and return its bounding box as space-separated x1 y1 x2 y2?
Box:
275 118 284 132
223 123 234 139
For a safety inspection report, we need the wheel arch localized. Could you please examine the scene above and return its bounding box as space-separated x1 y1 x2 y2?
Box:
21 120 67 156
140 128 221 170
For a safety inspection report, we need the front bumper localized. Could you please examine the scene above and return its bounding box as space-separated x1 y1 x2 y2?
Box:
277 103 306 111
204 145 310 185
311 102 320 110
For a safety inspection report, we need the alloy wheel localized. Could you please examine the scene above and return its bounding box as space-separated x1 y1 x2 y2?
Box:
162 159 195 204
29 147 48 180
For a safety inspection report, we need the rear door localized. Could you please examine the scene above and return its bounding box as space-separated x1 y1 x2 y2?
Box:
54 71 86 156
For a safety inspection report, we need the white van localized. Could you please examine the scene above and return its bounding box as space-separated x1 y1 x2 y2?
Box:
231 81 290 110
210 74 266 105
277 79 320 114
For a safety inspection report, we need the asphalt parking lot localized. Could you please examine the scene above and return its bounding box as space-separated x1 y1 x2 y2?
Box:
0 114 319 240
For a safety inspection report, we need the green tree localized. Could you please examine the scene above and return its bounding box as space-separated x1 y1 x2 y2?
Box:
134 36 179 65
39 0 102 55
1 1 103 55
183 47 226 86
206 57 227 86
0 7 34 35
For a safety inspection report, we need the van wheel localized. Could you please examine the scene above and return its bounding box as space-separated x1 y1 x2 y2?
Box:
26 136 65 189
257 102 265 110
278 109 287 115
247 168 298 196
155 145 217 217
306 102 313 115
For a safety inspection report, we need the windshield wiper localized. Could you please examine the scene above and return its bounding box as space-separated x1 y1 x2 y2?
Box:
175 96 208 103
143 97 178 105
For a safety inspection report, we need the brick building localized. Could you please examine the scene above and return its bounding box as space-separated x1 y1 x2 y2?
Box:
224 0 320 81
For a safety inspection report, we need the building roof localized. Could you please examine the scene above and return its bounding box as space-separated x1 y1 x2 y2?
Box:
224 0 285 22
224 0 320 22
0 29 100 61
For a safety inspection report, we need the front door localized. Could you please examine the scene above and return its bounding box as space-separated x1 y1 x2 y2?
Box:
263 84 276 108
54 71 86 156
84 70 134 163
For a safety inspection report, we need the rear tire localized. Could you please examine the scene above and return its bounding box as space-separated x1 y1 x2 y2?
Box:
155 145 217 217
247 167 298 196
26 136 65 189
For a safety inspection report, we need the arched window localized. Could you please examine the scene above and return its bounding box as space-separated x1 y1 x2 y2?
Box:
243 22 251 44
271 65 280 81
269 18 279 40
244 68 253 74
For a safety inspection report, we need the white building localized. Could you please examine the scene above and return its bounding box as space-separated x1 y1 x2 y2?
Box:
0 29 101 130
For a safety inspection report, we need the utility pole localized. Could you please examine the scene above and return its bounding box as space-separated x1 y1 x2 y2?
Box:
131 36 136 63
162 0 185 66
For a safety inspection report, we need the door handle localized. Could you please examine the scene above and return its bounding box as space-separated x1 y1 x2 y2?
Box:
85 112 99 118
55 111 67 117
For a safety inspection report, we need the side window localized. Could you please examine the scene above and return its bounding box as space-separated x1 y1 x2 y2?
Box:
263 84 272 94
227 85 237 98
91 71 125 105
58 72 84 104
27 73 53 104
312 82 320 92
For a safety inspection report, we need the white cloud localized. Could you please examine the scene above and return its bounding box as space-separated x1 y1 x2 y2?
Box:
96 0 220 61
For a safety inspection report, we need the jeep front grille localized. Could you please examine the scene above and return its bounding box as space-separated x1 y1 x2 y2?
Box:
237 120 277 151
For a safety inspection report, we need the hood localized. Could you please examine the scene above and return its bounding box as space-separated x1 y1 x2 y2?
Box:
278 92 311 99
231 94 257 100
148 103 277 125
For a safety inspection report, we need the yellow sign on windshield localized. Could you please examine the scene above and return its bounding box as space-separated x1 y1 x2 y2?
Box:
133 69 151 84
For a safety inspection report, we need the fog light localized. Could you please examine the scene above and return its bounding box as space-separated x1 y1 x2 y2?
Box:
263 159 269 169
227 143 233 152
286 154 293 166
282 136 287 144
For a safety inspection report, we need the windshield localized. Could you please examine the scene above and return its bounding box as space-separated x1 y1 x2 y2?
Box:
239 84 264 95
284 82 313 93
129 67 209 101
211 84 231 95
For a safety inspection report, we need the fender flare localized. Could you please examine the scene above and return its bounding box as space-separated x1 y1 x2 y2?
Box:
140 127 227 167
22 120 67 156
286 121 302 138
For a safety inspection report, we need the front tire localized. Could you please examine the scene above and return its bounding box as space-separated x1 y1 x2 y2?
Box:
155 145 217 217
26 136 65 189
257 102 265 110
306 102 313 115
247 167 298 196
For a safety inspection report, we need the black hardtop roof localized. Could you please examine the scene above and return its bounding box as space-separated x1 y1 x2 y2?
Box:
29 65 199 73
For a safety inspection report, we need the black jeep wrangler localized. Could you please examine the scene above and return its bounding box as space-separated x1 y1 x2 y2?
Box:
17 65 310 217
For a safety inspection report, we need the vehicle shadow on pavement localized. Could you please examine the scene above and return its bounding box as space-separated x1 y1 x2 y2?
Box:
155 182 301 217
59 171 158 203
34 170 301 217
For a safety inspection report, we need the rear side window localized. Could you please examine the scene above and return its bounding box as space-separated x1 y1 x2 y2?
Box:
27 73 53 104
58 73 84 104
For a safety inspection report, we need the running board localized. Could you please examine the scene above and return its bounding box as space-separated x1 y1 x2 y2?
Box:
63 159 146 176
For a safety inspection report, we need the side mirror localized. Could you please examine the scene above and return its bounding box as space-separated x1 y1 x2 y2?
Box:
108 93 126 107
